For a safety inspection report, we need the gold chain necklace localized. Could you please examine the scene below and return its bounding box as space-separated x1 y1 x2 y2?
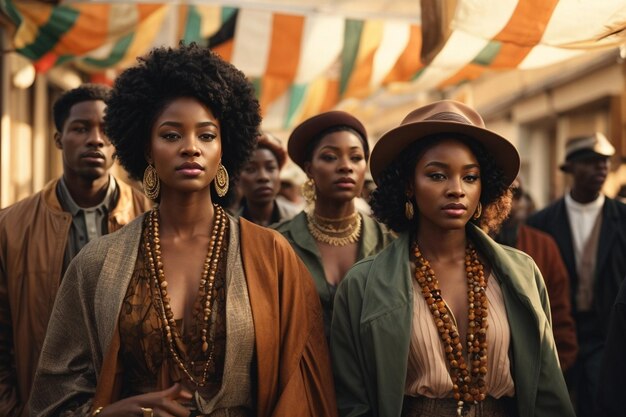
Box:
310 211 360 234
144 205 227 387
412 241 489 416
306 211 362 246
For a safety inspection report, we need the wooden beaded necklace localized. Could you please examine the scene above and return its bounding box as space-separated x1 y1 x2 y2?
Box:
412 241 489 417
143 205 227 387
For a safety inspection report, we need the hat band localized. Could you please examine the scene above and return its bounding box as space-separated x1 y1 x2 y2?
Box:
566 149 609 162
424 112 471 125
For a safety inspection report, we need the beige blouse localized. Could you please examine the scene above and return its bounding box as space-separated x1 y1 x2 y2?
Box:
405 273 515 398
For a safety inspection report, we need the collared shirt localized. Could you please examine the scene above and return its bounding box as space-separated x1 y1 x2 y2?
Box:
57 175 119 273
240 199 282 226
405 273 515 399
564 192 604 267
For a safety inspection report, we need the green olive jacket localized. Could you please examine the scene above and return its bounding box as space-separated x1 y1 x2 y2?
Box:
330 224 575 417
274 211 394 338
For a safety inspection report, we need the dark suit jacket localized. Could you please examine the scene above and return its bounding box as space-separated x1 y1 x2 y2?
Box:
527 196 626 336
597 278 626 416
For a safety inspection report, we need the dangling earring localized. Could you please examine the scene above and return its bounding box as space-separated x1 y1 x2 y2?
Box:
473 202 482 220
214 163 229 197
405 200 415 220
302 178 316 205
143 164 160 201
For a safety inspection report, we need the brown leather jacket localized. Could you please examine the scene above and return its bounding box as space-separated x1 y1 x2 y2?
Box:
0 178 150 417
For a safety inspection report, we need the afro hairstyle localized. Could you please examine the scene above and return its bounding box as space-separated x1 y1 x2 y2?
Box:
105 42 261 187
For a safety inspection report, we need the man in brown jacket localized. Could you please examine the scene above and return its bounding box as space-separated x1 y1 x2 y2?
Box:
0 84 150 417
494 178 578 371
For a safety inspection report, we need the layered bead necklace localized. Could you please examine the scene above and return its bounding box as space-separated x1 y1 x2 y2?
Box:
306 211 362 246
412 241 489 417
143 205 227 387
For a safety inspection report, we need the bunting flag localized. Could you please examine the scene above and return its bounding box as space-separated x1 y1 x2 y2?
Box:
0 1 424 129
1 0 624 130
1 2 232 72
417 0 626 90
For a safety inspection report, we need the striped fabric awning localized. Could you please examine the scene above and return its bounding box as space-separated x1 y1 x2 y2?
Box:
2 0 625 130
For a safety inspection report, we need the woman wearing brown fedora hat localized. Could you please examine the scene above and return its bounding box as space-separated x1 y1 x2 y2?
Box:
331 100 574 417
235 131 300 226
275 111 393 340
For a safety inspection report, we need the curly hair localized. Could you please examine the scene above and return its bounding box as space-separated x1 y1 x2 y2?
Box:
371 134 512 234
53 83 111 132
105 42 261 202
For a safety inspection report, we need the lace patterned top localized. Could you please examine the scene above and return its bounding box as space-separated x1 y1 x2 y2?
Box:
117 220 229 398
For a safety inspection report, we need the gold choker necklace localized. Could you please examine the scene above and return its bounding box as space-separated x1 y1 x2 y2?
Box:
306 211 362 246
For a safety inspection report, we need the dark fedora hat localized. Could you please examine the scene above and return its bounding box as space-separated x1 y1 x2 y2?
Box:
369 100 520 187
287 110 368 169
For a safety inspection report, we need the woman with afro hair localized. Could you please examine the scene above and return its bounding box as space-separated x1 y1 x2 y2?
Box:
30 43 337 417
330 100 574 417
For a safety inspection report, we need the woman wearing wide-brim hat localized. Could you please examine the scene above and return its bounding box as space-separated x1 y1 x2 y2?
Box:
330 100 575 417
274 111 393 340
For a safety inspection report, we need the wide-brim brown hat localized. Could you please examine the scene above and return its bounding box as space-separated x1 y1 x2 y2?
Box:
288 110 367 169
559 132 615 171
369 100 520 187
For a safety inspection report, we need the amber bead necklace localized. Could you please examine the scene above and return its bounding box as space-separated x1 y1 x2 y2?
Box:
144 205 227 386
412 241 489 416
306 210 362 246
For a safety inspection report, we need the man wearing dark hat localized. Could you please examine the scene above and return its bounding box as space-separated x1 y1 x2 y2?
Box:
527 132 626 417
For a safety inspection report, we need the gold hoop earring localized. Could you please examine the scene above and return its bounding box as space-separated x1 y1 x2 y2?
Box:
473 202 482 220
143 164 160 201
302 178 316 204
405 200 414 220
214 163 229 197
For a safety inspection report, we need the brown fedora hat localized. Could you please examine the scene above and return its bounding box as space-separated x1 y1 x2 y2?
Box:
369 100 520 186
287 111 368 169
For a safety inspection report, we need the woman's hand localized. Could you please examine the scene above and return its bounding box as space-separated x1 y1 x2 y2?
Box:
98 383 193 417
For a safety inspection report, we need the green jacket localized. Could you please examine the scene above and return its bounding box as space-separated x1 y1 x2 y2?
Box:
274 211 394 337
330 224 575 417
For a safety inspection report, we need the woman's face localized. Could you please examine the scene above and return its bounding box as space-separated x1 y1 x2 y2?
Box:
149 97 222 197
239 148 280 205
305 130 367 204
410 138 482 232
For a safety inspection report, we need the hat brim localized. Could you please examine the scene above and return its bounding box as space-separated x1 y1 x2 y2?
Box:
559 149 612 172
370 121 520 187
288 111 367 170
